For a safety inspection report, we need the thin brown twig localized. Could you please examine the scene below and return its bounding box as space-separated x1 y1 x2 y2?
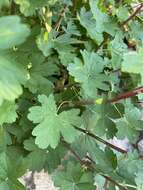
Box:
101 174 128 190
54 5 68 31
63 142 128 190
96 38 107 51
58 85 143 107
75 126 127 154
121 3 143 26
62 141 83 164
73 0 78 13
11 0 16 14
108 86 143 103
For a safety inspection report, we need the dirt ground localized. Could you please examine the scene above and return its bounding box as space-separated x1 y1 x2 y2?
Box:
20 171 57 190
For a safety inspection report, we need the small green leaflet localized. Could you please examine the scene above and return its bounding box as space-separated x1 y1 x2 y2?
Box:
24 138 67 172
135 172 143 190
129 21 143 41
63 21 81 36
0 16 30 50
0 0 9 8
85 139 117 173
0 55 28 102
78 8 103 44
68 50 110 98
94 174 105 190
37 31 78 66
116 6 129 22
24 137 50 171
25 53 58 95
0 152 26 190
0 101 17 125
89 0 118 36
53 162 95 190
72 136 117 173
36 31 54 57
14 0 49 16
79 1 118 44
109 33 127 69
116 107 143 143
28 94 81 149
122 48 143 82
118 151 143 184
91 103 124 138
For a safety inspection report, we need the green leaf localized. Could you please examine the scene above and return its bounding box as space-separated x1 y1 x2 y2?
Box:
109 33 127 69
78 8 103 44
116 106 143 143
68 50 110 98
44 145 67 173
0 55 28 102
24 137 50 171
37 31 78 65
89 0 118 36
129 21 143 41
0 0 10 8
0 152 26 190
25 53 58 95
63 21 81 36
72 136 117 173
79 0 118 44
24 138 67 172
0 127 11 152
122 49 143 81
91 103 122 138
117 151 143 184
116 6 129 22
53 162 95 190
14 0 49 16
86 139 117 173
135 172 143 190
0 101 17 125
94 174 105 190
36 31 55 57
28 94 81 149
0 16 30 50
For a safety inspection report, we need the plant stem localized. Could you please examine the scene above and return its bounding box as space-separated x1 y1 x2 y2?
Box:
121 3 143 26
75 126 127 154
73 0 78 13
60 85 143 106
64 142 128 190
108 86 143 103
54 5 68 31
62 141 83 164
101 174 128 190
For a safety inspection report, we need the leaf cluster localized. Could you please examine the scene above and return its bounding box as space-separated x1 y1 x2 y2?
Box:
0 0 143 189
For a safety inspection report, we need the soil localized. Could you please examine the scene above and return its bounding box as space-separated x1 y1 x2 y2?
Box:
20 171 57 190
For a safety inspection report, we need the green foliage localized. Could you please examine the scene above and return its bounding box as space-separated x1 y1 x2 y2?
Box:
122 48 143 82
14 0 49 16
53 162 95 190
0 101 17 125
25 53 58 95
68 50 110 98
0 55 27 102
28 94 81 149
1 0 143 189
116 104 143 143
0 16 30 50
0 151 26 190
